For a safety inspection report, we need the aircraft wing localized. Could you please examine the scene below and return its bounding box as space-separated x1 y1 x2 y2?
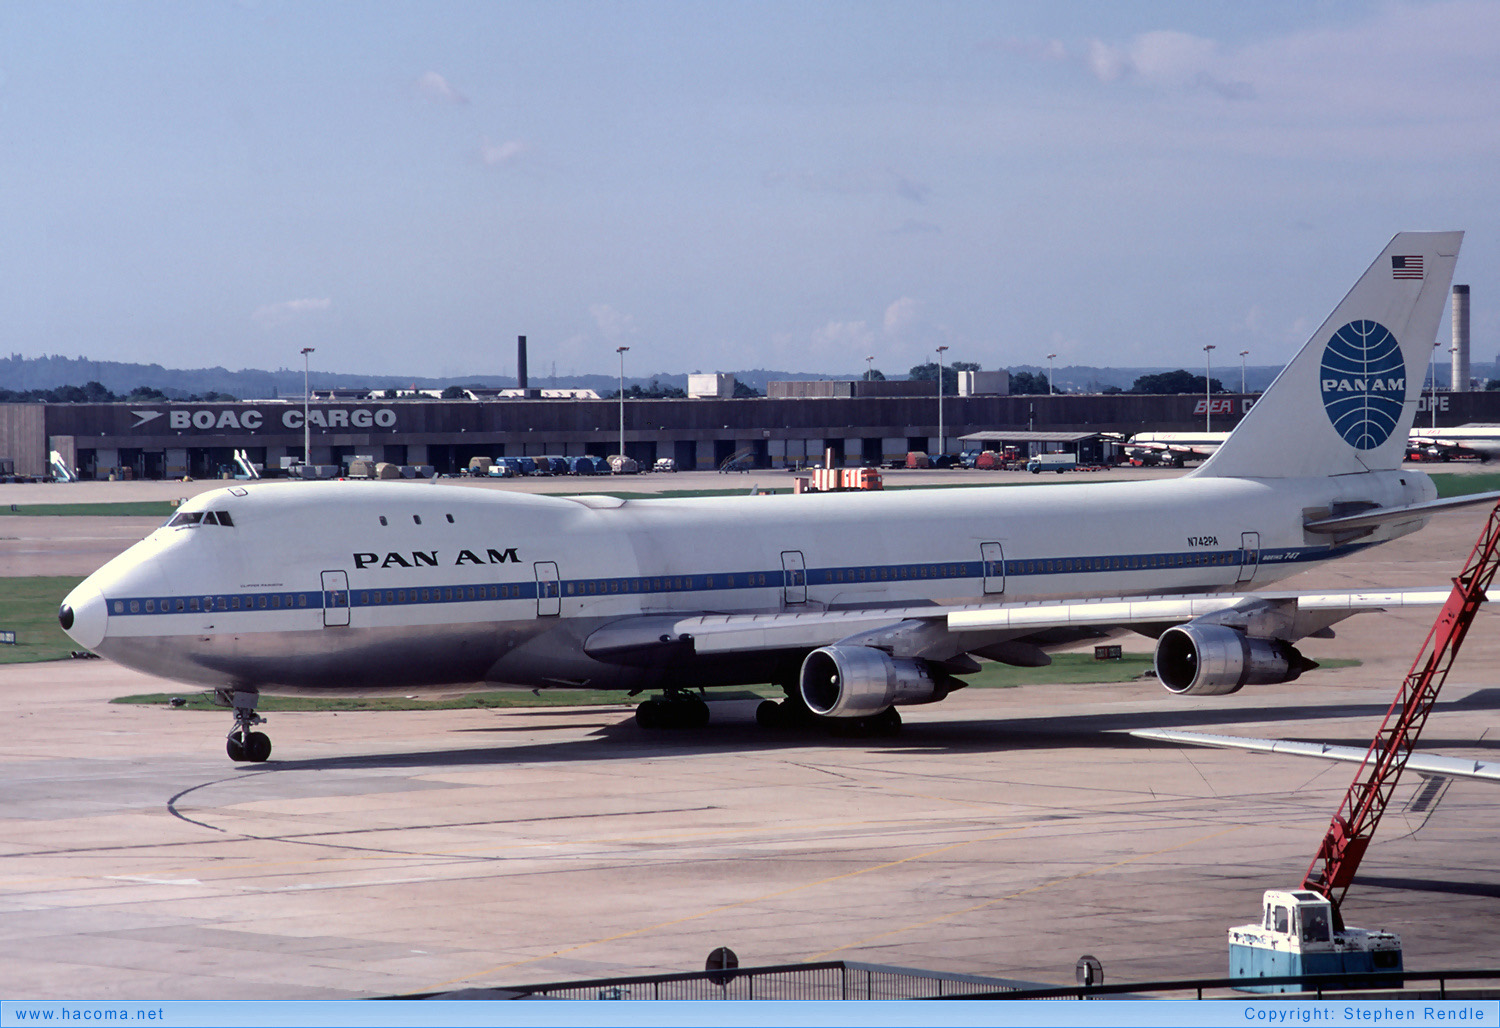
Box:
1130 728 1500 782
584 588 1451 663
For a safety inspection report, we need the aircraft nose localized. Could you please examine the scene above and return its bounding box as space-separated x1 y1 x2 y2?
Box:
59 582 107 651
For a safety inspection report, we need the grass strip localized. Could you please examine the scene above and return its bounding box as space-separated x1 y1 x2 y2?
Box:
0 576 85 664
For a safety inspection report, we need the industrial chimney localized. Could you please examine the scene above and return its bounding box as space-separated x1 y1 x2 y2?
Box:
1451 286 1470 393
517 335 529 391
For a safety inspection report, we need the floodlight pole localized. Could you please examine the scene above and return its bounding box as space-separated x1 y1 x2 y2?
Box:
935 345 949 458
1239 350 1249 395
1204 344 1217 432
300 347 315 469
1046 353 1056 395
616 346 630 461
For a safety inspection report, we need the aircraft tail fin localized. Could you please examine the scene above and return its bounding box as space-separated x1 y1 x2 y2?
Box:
1194 231 1462 480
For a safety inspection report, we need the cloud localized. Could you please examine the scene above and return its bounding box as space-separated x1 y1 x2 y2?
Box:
252 297 331 329
811 320 876 356
883 297 922 336
590 303 636 344
417 71 468 105
480 137 529 166
1085 30 1253 99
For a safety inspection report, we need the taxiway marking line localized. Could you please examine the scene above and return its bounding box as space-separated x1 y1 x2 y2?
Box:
0 815 994 889
422 823 1036 992
804 823 1245 960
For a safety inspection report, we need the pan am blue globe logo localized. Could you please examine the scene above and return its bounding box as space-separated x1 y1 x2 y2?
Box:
1320 320 1406 450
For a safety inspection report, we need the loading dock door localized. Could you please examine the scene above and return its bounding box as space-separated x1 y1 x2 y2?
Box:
535 561 561 617
781 551 807 605
1238 532 1260 583
981 542 1005 594
321 570 350 627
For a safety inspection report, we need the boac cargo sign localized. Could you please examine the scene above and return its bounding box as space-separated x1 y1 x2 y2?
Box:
131 407 398 432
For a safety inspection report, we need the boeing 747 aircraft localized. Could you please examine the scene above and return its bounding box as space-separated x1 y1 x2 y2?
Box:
60 232 1493 762
1409 424 1500 461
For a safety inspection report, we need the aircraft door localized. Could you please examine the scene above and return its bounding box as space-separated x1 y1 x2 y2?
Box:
781 551 807 605
1238 532 1260 583
321 570 350 627
981 542 1005 594
535 561 561 616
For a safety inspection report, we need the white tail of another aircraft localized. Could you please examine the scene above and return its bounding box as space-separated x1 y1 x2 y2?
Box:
1196 231 1462 480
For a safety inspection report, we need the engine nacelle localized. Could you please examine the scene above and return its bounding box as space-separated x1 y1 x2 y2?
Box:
799 646 953 718
1154 623 1313 696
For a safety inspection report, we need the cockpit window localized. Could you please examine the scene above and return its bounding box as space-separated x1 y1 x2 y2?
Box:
166 510 234 528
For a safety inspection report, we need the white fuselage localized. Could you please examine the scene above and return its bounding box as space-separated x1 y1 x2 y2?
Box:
62 470 1434 694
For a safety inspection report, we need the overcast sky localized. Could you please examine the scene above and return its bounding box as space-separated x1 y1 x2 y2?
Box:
2 1 1497 382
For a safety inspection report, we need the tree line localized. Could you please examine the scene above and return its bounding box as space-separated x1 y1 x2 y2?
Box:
0 381 238 403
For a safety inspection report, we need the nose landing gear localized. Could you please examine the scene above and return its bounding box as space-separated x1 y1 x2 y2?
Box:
221 689 272 762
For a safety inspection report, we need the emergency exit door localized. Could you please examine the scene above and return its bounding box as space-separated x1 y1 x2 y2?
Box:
781 551 807 605
535 561 561 616
981 542 1005 594
1238 532 1260 583
321 570 350 627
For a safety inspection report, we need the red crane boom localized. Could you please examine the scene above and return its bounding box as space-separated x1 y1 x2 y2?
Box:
1303 500 1500 913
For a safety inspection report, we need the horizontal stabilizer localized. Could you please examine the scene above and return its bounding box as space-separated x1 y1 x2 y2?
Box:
1303 490 1500 533
1130 728 1500 782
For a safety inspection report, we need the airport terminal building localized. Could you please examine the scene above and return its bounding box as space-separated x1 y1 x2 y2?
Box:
0 385 1488 480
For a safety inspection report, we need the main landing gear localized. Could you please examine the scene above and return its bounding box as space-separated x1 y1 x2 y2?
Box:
754 688 904 737
634 689 711 730
222 688 272 762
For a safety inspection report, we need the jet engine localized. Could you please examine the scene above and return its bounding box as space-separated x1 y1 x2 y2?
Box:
1153 623 1316 696
799 646 958 718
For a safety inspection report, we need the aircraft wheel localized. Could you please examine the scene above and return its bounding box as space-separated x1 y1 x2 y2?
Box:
685 696 710 729
755 699 784 729
226 731 247 762
635 700 662 730
870 706 902 736
244 731 272 762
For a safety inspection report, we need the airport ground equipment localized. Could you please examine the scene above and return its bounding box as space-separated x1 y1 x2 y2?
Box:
797 468 883 493
1230 497 1500 992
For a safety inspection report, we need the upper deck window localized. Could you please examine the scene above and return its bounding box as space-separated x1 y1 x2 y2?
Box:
166 510 234 528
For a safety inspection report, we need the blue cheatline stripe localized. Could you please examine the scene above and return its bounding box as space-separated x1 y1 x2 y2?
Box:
103 542 1367 618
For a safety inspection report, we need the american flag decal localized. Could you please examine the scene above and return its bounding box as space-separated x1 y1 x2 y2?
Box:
1392 255 1424 279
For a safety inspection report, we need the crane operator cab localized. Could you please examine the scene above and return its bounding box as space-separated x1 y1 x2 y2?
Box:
1228 889 1403 993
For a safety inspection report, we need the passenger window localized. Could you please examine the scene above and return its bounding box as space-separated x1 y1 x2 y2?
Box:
446 514 454 523
413 515 422 524
379 516 388 526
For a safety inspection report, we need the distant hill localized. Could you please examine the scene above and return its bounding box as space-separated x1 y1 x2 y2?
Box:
0 352 1485 400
